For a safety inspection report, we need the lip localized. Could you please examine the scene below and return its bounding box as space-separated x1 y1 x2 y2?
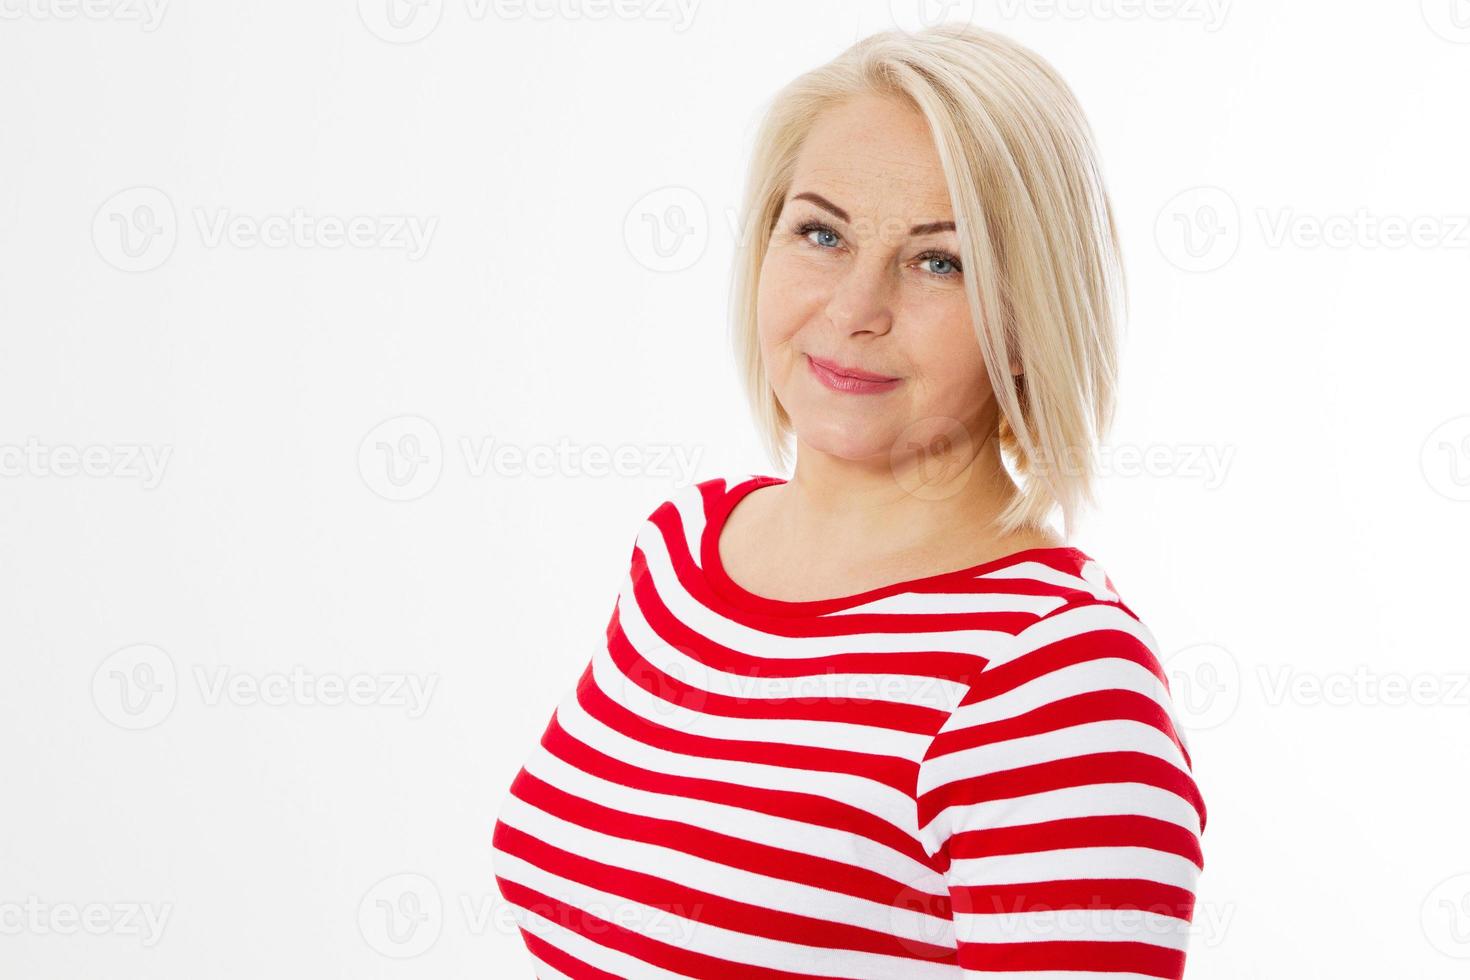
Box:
805 354 902 394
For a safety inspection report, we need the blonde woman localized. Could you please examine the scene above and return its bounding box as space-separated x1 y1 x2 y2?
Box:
492 22 1205 979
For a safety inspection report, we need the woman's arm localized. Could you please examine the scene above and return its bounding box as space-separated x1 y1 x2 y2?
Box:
916 600 1207 978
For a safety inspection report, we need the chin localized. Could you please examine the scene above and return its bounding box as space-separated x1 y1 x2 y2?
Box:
790 415 898 461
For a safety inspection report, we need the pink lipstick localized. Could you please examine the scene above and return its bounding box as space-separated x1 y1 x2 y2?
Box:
805 354 902 394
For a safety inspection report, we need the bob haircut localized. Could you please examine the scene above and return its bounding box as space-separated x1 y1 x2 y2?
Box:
728 23 1124 535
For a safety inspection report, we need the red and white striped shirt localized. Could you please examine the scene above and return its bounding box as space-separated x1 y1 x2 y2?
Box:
491 473 1206 979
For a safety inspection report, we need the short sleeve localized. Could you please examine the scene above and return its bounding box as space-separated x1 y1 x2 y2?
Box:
915 601 1206 978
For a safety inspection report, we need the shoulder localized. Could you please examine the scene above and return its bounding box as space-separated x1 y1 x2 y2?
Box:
954 548 1182 728
628 471 778 552
637 471 779 524
983 564 1165 693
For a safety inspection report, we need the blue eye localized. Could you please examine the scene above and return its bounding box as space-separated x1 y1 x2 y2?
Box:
796 221 841 248
916 250 963 278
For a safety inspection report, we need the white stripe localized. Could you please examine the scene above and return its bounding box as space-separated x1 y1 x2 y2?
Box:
954 907 1192 948
554 686 920 822
985 602 1158 668
522 743 947 895
839 589 1069 617
590 639 934 757
526 952 575 980
948 845 1200 892
939 657 1175 739
919 782 1202 860
618 582 959 710
918 717 1191 796
496 803 961 977
505 870 710 980
982 560 1101 595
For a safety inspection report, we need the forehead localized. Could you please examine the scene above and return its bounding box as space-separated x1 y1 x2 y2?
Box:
789 94 954 220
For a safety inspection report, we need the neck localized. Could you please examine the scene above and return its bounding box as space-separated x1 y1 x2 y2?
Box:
776 422 1043 560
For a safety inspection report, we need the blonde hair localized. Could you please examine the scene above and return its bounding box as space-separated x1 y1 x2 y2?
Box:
728 23 1124 535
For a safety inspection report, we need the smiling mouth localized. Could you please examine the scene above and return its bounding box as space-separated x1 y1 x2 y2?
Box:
805 353 902 394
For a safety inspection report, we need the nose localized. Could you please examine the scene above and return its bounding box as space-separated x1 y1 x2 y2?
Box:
824 252 895 337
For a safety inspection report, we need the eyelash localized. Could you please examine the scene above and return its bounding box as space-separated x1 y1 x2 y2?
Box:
791 219 964 277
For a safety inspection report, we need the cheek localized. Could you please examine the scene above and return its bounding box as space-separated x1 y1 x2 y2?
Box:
903 296 992 402
757 247 824 345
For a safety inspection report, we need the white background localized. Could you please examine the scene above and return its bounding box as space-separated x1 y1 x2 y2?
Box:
3 1 1469 977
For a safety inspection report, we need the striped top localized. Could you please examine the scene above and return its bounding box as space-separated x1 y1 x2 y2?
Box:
491 473 1206 979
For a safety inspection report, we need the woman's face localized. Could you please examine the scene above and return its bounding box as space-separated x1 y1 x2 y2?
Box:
757 93 996 468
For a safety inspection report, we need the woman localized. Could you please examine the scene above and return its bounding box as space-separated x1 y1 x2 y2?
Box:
492 22 1205 979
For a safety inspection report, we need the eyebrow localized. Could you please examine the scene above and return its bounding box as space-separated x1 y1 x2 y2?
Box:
790 191 956 236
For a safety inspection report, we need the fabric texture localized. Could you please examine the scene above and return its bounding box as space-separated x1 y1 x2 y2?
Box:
491 473 1206 979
